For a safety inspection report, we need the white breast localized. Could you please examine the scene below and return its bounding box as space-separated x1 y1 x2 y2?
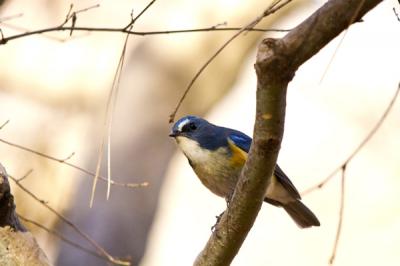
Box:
175 136 211 162
175 135 237 197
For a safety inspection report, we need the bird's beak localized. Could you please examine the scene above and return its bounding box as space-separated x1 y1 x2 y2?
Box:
169 131 180 138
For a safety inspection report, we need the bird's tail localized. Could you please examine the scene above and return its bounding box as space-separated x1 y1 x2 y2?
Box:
282 200 320 228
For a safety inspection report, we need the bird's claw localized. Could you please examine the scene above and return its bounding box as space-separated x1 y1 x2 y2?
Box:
211 211 225 232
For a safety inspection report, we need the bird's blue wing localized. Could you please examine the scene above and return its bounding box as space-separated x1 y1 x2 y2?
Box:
226 131 251 166
228 130 301 200
228 131 252 153
274 165 301 199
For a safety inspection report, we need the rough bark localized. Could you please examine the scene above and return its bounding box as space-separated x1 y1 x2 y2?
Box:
0 165 25 231
0 163 50 266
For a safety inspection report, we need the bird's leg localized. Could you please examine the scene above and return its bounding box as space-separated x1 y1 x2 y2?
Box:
211 195 232 231
211 210 225 232
225 191 234 207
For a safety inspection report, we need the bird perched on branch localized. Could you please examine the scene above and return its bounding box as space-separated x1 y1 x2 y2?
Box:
169 115 320 228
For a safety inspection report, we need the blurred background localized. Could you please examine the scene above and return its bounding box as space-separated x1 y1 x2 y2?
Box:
0 0 399 265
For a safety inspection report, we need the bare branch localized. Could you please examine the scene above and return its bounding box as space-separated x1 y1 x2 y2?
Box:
60 152 76 162
168 0 293 123
69 13 77 36
16 169 33 182
18 214 105 261
68 4 100 36
74 4 100 15
0 120 9 130
61 3 100 27
0 22 84 42
90 0 156 207
194 0 382 264
329 165 347 265
320 0 366 83
0 13 23 23
8 174 130 265
212 21 228 28
0 24 289 45
394 7 400 21
0 5 289 46
319 30 348 84
130 26 290 34
124 0 156 30
63 4 74 26
0 138 149 189
302 82 400 195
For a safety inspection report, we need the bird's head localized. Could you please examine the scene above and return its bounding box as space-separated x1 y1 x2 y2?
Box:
169 115 225 161
169 115 206 140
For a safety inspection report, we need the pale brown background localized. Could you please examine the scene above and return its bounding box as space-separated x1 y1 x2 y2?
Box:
0 0 399 265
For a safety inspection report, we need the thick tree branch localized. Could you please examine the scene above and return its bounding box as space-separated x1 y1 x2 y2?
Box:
0 163 50 265
194 0 382 265
0 164 25 231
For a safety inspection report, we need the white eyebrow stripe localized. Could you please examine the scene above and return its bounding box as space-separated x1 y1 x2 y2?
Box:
177 118 190 131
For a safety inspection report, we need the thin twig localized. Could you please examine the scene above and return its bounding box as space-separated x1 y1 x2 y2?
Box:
62 4 100 26
212 21 228 28
90 32 126 206
0 119 10 130
3 4 98 43
394 7 400 22
70 13 77 36
60 152 76 162
69 4 100 36
16 169 33 182
319 0 366 83
8 175 130 265
107 35 130 198
91 137 105 206
62 4 74 26
0 25 289 45
128 27 290 34
0 24 289 47
90 35 126 206
90 0 156 207
0 22 87 42
0 138 149 189
18 214 104 261
319 30 347 83
302 82 400 195
168 0 293 123
0 3 289 45
0 2 289 45
74 4 100 15
329 164 347 265
0 13 24 23
124 0 156 30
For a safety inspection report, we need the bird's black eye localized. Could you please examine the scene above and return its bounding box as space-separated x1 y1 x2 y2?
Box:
189 122 197 130
182 122 197 132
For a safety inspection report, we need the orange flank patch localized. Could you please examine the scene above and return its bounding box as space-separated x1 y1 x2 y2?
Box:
227 138 248 167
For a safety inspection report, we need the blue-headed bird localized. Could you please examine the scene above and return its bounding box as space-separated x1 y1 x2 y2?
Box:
169 115 319 228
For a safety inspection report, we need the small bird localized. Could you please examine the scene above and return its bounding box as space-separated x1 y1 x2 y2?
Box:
169 115 320 228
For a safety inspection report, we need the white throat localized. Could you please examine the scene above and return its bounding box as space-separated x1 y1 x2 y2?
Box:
176 136 210 162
